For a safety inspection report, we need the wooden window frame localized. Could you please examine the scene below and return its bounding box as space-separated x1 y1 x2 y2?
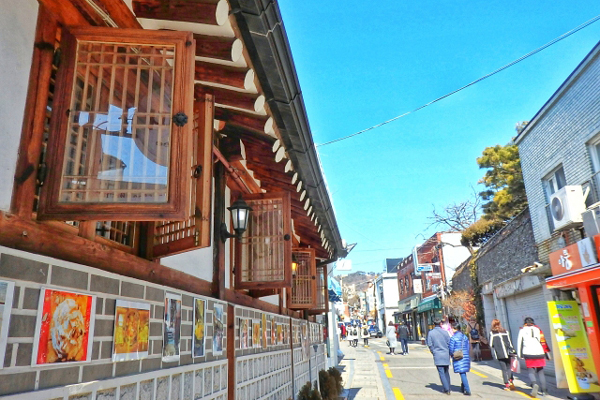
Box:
37 27 195 221
234 192 292 290
309 263 329 314
288 247 317 310
150 93 214 257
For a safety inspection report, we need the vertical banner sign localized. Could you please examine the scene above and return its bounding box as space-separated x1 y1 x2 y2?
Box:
547 301 600 393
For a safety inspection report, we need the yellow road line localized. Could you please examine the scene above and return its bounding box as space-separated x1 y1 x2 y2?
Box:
392 387 405 400
470 369 487 378
380 356 385 361
385 369 393 378
383 363 389 368
514 390 534 398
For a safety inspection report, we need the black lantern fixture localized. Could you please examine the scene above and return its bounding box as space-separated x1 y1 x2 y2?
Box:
221 198 253 242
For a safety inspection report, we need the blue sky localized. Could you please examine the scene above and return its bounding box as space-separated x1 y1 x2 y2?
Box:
278 1 600 274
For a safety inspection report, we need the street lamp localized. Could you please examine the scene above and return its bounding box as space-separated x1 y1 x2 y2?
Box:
220 198 253 242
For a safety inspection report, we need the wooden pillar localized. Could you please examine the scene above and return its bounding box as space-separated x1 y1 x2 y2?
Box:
227 304 236 400
212 160 226 299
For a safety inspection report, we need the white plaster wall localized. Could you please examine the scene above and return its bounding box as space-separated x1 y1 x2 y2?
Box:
0 0 38 211
382 273 399 307
440 232 471 282
161 247 213 281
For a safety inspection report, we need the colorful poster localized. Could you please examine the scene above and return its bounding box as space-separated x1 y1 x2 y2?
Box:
276 323 283 345
301 322 309 360
213 303 224 355
262 314 267 349
33 288 95 365
252 320 261 348
240 318 249 349
0 280 15 368
162 293 182 362
193 298 206 358
271 317 276 345
113 300 150 362
548 301 599 393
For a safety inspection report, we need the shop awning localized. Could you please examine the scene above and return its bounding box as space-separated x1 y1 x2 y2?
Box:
546 264 600 288
417 295 442 313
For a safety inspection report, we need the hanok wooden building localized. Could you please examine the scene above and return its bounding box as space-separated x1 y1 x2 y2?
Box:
0 0 347 398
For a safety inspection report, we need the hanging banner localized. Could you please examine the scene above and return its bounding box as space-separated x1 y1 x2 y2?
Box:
547 301 600 393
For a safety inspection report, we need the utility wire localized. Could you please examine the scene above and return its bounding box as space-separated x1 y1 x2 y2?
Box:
317 14 600 147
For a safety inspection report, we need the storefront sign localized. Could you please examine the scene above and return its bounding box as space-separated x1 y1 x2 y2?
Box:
549 237 597 276
417 296 441 313
547 301 600 393
413 279 423 294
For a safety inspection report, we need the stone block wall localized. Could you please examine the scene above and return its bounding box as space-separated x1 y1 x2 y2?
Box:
0 246 227 398
476 209 538 286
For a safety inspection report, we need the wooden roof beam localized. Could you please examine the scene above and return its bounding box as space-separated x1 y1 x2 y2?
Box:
194 34 243 62
195 61 255 92
197 85 264 114
215 108 268 135
132 0 229 26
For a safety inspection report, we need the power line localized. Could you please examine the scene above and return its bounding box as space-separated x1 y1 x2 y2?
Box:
316 14 600 147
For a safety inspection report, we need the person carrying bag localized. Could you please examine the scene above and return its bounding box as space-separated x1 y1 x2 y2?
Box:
489 319 516 391
449 322 471 396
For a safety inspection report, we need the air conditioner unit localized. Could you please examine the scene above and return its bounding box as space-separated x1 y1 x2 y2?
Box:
549 185 585 231
582 203 600 237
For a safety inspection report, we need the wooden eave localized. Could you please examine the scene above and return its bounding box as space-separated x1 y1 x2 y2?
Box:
37 0 338 258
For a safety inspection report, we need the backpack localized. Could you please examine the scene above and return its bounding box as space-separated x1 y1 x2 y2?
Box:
470 327 480 340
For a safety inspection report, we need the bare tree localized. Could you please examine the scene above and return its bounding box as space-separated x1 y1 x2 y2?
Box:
427 186 481 232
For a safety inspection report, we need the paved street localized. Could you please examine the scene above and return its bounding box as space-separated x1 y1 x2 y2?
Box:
338 337 571 399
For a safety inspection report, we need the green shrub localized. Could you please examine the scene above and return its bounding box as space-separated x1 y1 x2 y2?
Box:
299 380 322 400
319 368 344 399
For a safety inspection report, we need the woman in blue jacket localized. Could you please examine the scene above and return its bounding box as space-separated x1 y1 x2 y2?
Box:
449 321 471 396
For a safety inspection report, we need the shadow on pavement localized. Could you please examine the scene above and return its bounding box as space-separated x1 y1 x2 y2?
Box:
425 382 465 394
481 381 510 390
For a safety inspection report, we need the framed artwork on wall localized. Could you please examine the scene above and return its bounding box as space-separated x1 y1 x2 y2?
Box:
193 298 206 358
163 292 182 362
33 287 96 365
112 299 150 362
213 303 224 355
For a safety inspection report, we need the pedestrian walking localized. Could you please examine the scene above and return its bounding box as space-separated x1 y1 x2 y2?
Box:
361 324 370 346
467 317 482 361
386 321 398 355
398 321 409 355
489 319 516 391
352 325 359 347
517 317 548 397
341 323 346 340
427 318 452 395
449 321 471 396
347 324 356 347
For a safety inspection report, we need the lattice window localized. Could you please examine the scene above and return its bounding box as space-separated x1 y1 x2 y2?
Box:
235 192 292 290
312 264 328 313
288 248 317 309
151 94 213 257
38 27 195 221
96 220 135 246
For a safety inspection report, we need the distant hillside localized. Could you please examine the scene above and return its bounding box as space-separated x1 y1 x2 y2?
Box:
334 271 378 292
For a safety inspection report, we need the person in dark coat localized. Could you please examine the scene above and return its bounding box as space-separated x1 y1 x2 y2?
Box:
398 322 410 355
489 319 515 391
427 318 452 395
449 321 471 396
